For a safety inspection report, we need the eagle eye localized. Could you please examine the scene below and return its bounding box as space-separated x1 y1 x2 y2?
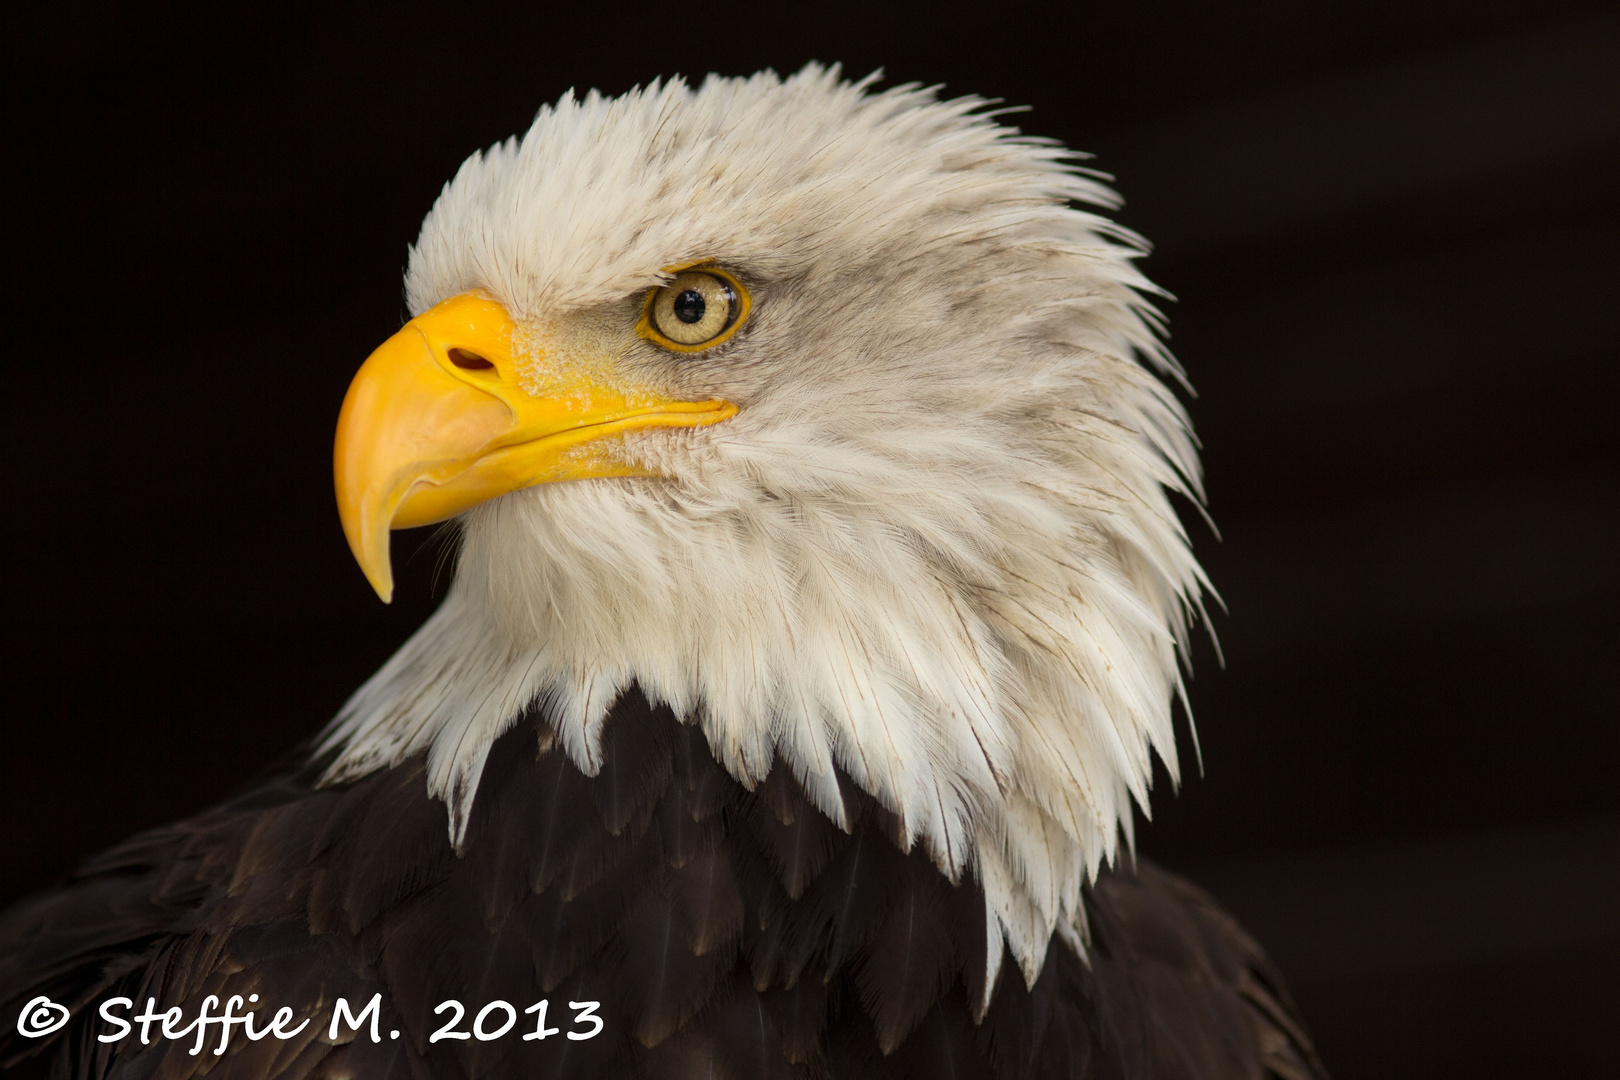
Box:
640 267 750 352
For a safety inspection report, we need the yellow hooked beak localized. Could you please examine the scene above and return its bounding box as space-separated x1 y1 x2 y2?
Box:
334 292 736 602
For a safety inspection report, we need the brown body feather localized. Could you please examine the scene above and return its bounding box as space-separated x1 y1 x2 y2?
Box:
1 691 1325 1079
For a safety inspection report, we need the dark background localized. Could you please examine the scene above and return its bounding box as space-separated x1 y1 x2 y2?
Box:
3 2 1617 1076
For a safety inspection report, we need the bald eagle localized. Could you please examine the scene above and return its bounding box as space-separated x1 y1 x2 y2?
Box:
1 67 1326 1080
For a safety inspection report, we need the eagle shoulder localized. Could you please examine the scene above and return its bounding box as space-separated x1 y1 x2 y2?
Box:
1 692 1325 1080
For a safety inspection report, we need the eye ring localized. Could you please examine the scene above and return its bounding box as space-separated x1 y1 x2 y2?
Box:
637 265 752 353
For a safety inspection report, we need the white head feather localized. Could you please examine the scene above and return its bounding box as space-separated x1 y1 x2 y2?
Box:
319 65 1209 993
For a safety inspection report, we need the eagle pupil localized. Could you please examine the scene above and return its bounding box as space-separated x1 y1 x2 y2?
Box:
672 289 706 324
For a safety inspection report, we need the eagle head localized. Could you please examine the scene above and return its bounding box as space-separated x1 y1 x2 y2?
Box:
323 65 1207 982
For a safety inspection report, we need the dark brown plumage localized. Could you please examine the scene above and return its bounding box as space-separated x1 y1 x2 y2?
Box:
0 691 1324 1080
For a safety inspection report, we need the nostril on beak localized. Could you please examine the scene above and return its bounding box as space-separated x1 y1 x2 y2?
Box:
448 348 495 371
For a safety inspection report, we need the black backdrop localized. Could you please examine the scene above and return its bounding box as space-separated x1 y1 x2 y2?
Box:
4 3 1617 1077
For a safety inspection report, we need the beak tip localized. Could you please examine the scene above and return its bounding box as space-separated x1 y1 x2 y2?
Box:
337 513 396 605
360 547 396 605
369 571 395 604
